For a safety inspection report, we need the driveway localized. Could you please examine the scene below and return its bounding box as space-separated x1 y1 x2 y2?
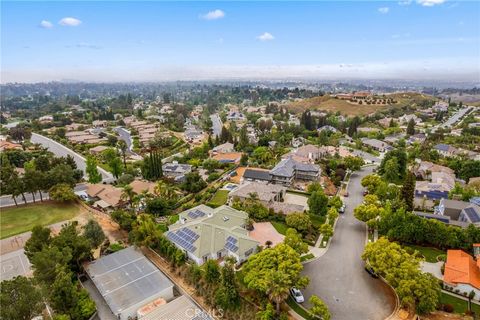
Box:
249 222 285 247
302 166 396 320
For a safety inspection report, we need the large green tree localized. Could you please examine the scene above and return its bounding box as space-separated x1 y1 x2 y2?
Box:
308 190 328 216
285 212 312 233
141 150 163 181
0 276 43 320
379 149 407 181
49 183 76 202
24 225 51 260
362 238 441 314
82 219 106 248
284 228 308 254
243 244 309 313
215 262 240 310
400 171 416 212
354 194 384 229
309 295 331 320
86 156 102 183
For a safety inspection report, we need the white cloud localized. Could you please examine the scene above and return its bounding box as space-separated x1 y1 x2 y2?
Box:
257 32 275 41
200 9 225 20
417 0 445 6
398 0 412 5
378 7 390 14
59 17 82 26
39 20 53 29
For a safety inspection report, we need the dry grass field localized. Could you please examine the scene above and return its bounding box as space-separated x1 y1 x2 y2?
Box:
287 92 436 116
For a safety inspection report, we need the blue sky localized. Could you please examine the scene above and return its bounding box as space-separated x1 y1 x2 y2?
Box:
1 1 479 82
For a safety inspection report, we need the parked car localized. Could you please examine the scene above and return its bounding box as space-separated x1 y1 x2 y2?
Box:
290 287 305 303
339 204 346 213
365 266 379 278
344 192 349 197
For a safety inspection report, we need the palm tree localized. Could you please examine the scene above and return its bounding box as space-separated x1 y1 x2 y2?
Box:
154 180 176 199
246 192 260 206
133 214 161 247
117 140 128 169
120 185 136 207
267 271 291 314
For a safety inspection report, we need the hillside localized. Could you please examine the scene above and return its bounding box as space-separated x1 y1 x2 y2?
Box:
287 92 436 116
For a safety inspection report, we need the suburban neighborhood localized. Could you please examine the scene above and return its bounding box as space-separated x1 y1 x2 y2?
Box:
1 1 480 320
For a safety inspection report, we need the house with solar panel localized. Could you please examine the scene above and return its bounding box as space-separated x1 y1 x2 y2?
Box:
165 204 259 265
162 161 192 182
435 199 480 226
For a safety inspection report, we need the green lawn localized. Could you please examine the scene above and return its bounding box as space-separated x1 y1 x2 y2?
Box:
403 244 445 263
286 296 311 319
1 202 82 239
300 253 315 262
208 189 229 207
440 292 480 314
271 221 289 235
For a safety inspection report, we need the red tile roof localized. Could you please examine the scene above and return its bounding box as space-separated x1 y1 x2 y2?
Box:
444 250 480 290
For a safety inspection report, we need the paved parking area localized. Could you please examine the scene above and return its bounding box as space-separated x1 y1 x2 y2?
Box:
0 249 32 281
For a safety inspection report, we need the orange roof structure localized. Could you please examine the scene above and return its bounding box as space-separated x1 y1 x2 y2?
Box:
129 180 156 194
0 140 22 151
230 167 247 184
86 184 123 208
212 152 243 164
444 249 480 290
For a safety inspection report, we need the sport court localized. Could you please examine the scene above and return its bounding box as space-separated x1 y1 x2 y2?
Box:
0 249 31 281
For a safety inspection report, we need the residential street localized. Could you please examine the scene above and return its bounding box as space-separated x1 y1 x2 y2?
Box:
0 184 87 208
210 113 223 137
302 166 396 320
30 133 114 182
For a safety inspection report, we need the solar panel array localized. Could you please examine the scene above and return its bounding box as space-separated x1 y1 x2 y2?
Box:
225 235 238 252
464 207 480 223
166 228 199 253
188 209 206 219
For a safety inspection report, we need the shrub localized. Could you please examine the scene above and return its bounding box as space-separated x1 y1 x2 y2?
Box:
442 304 454 313
207 172 221 182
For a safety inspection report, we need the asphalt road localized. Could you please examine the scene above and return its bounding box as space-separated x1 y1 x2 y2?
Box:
210 114 223 137
433 106 475 132
302 166 396 320
31 133 114 182
113 127 139 156
0 184 87 208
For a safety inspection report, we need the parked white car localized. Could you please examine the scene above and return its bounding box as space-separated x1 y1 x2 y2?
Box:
290 287 305 303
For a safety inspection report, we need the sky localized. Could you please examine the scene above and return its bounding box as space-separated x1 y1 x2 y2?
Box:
1 0 479 83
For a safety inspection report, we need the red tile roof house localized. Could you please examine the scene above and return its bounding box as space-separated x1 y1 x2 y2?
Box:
444 244 480 298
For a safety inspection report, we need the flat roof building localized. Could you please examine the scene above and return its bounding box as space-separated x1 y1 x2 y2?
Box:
84 247 174 320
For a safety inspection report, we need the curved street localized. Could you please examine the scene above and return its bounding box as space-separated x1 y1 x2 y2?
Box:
31 133 114 182
302 166 396 320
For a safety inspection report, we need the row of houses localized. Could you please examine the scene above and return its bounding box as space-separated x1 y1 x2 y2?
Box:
65 129 107 145
434 144 480 161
